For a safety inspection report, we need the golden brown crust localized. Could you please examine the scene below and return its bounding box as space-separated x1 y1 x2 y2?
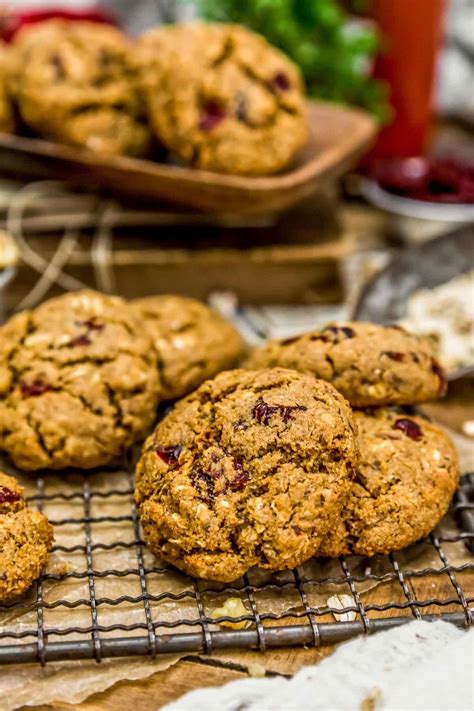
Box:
132 295 246 399
9 20 150 155
137 22 308 175
317 408 460 557
135 368 358 582
246 322 446 407
0 290 161 471
0 472 53 601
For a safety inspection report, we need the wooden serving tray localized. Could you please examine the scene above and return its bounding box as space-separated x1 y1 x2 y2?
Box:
0 102 376 213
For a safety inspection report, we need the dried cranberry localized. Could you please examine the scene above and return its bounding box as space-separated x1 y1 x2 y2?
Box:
0 487 21 504
252 397 307 425
229 458 249 492
69 334 92 347
431 358 447 395
77 318 105 332
272 72 291 91
20 380 52 398
393 418 423 441
199 100 227 131
155 444 182 468
69 318 105 346
382 351 405 362
323 325 355 339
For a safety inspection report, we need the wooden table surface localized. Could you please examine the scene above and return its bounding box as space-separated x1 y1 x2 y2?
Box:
9 199 472 711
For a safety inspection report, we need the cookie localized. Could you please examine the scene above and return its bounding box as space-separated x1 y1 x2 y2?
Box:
131 295 246 400
0 290 161 471
137 22 308 175
0 472 53 600
135 368 358 582
0 43 14 133
317 408 459 557
246 322 447 407
9 20 150 156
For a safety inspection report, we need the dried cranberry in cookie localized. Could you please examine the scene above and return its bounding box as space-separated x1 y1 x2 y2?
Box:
136 22 308 175
246 322 445 407
0 290 161 471
135 367 358 582
317 408 459 557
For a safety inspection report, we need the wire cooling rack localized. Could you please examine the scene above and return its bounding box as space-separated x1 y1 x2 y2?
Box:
0 468 473 666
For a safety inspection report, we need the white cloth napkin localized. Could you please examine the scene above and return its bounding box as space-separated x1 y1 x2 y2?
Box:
164 620 473 711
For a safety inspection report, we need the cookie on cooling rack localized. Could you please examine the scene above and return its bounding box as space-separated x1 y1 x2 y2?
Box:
246 322 447 407
9 20 150 156
131 295 246 400
135 368 358 582
0 472 53 601
0 43 15 133
137 22 308 175
317 407 459 558
0 290 161 471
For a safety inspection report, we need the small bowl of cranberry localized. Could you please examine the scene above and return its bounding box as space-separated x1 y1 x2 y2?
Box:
362 157 474 243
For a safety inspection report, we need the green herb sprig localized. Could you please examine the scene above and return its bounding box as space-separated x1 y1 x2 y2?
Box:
190 0 388 120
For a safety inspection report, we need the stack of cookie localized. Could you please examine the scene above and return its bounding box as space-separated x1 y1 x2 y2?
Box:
246 323 459 558
1 19 309 175
135 322 459 581
0 290 459 593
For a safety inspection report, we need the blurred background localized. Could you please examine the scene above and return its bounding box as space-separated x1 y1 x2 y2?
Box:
0 0 473 432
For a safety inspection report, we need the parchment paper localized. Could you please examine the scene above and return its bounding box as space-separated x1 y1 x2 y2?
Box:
0 431 472 710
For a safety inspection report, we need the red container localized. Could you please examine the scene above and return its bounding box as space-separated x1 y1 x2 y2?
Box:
369 0 446 160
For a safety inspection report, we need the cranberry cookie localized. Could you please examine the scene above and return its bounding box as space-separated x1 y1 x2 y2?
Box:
317 408 459 557
135 368 358 582
0 290 161 471
137 22 308 175
246 322 447 407
9 20 150 156
0 472 53 601
132 295 246 400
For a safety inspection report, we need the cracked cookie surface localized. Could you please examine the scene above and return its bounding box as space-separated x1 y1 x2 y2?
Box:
0 290 161 471
0 472 53 600
246 322 447 407
137 22 308 175
9 20 150 156
132 295 246 400
135 368 358 582
317 408 459 557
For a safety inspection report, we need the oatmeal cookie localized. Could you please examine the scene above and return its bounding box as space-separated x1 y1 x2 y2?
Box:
137 22 308 175
9 20 150 156
0 290 161 471
132 295 246 399
0 472 53 600
246 322 447 407
135 368 358 582
317 408 459 557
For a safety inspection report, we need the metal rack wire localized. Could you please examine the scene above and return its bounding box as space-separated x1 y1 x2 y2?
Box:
1 470 472 666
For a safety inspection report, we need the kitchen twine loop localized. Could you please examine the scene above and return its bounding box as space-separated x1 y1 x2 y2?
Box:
6 180 120 310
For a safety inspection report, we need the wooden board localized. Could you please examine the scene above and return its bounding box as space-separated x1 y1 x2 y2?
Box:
0 102 377 214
